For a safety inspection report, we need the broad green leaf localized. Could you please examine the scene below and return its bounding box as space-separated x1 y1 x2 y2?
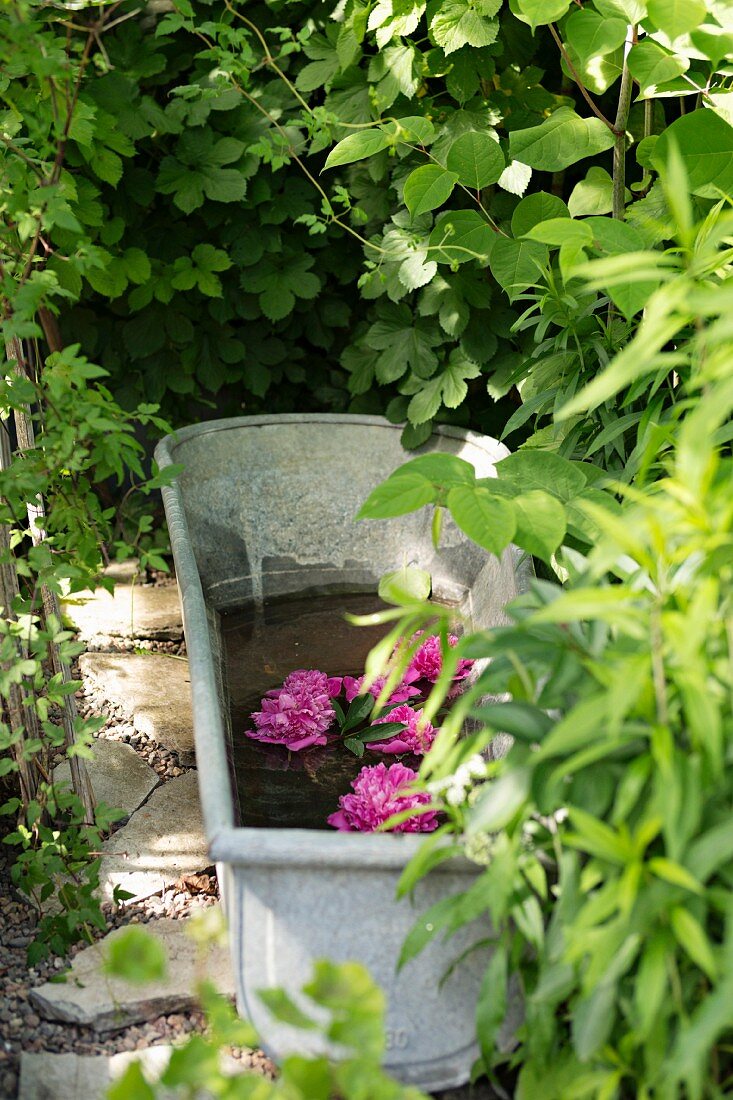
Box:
258 987 317 1030
403 164 458 218
471 701 554 742
510 0 572 30
564 10 627 92
324 129 391 169
366 304 441 382
496 450 587 500
446 485 517 555
525 218 594 248
357 473 437 519
489 238 548 298
385 115 436 145
568 166 621 217
508 108 616 173
429 210 495 265
378 564 432 604
395 453 476 485
104 926 167 984
595 0 646 17
532 586 638 625
627 39 689 99
512 490 567 561
653 110 733 198
468 767 531 832
511 192 569 238
446 131 505 189
646 0 706 38
670 907 717 981
430 0 502 54
566 807 631 863
497 160 533 196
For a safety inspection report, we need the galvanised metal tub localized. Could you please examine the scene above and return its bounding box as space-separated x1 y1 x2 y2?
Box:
155 415 526 1091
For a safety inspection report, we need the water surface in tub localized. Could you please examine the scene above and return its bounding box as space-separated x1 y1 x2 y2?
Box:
222 593 401 830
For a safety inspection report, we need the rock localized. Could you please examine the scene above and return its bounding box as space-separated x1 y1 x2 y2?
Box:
98 772 209 903
53 739 158 818
63 583 183 643
28 916 234 1032
79 653 195 765
19 1042 246 1098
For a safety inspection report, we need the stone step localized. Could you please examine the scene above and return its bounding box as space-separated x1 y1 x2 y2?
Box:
53 738 159 819
18 1044 248 1099
98 771 209 903
80 652 195 765
62 581 183 644
30 914 233 1032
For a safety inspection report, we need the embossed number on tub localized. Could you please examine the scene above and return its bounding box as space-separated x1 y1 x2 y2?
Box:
386 1028 410 1050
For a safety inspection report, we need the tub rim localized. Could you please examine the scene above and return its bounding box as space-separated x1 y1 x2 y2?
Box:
154 414 524 869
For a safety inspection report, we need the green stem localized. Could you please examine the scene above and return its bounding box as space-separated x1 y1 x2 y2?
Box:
613 41 634 220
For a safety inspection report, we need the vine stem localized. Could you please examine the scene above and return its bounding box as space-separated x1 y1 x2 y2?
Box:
549 23 618 134
612 27 636 220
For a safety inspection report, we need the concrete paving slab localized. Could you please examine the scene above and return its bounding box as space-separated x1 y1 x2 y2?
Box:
80 652 195 764
29 915 233 1032
53 738 158 819
98 771 209 903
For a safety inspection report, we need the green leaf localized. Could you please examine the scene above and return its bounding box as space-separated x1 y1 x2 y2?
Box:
386 115 436 145
446 131 505 189
430 0 502 54
647 857 704 895
627 39 688 99
106 1062 155 1100
471 701 554 742
511 192 569 237
446 485 517 556
324 129 391 169
496 450 587 501
564 10 628 93
526 218 594 248
489 238 548 298
572 980 617 1062
653 110 733 198
403 164 458 218
104 926 167 985
357 473 437 519
670 907 717 981
468 768 531 832
396 453 476 485
366 306 442 383
258 987 318 1030
646 0 706 38
568 167 620 217
512 490 567 561
429 210 495 265
378 564 432 604
508 107 616 173
476 943 508 1069
510 0 572 30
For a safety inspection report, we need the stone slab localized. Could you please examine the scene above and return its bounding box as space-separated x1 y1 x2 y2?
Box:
19 1046 246 1100
80 652 195 765
98 771 209 903
53 738 158 819
29 914 234 1032
63 582 183 642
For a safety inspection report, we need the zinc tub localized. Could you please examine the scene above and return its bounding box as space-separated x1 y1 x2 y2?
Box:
155 414 526 1091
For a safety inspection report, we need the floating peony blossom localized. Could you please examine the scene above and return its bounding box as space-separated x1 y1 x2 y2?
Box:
327 762 438 833
369 704 437 756
342 673 420 705
247 669 335 751
406 632 474 686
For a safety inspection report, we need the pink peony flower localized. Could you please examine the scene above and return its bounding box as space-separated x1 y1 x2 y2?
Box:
342 674 420 705
327 762 438 833
406 632 474 686
369 704 437 756
248 669 335 751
